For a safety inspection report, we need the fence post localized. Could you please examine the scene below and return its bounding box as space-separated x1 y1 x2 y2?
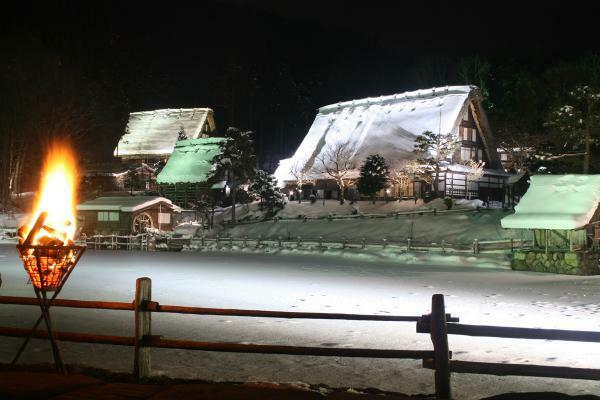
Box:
473 239 479 254
430 294 451 399
361 237 366 249
342 238 347 249
433 208 437 216
278 236 282 248
319 236 323 249
134 277 152 381
216 234 220 248
441 239 445 254
256 235 262 248
297 236 302 247
510 238 514 253
243 235 248 248
382 237 388 248
201 235 205 247
229 236 233 247
407 238 412 251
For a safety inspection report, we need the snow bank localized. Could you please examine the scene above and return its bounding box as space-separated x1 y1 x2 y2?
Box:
214 208 523 245
501 174 600 230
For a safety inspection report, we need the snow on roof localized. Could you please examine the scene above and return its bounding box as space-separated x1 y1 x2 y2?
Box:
77 196 178 212
501 175 600 230
274 86 486 186
156 138 224 184
114 108 215 158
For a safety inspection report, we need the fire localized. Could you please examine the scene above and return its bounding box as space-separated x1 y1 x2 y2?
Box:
17 141 82 290
20 141 78 246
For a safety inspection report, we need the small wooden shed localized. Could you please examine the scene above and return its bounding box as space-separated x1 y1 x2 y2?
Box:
77 196 180 235
501 174 600 275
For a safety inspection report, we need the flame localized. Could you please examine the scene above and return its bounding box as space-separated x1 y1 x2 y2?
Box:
22 141 78 245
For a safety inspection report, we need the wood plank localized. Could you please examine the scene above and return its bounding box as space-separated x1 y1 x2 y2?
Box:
423 359 600 380
0 326 135 346
147 337 434 359
0 296 134 311
146 302 462 322
445 323 600 343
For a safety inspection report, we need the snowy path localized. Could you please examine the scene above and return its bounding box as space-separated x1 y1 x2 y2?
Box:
0 244 599 398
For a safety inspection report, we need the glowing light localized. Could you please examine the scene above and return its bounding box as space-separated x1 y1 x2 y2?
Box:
22 141 78 245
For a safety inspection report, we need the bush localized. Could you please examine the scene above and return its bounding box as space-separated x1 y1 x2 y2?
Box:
444 197 453 210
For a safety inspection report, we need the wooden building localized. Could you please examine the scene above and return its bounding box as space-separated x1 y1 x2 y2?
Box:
156 137 225 207
114 108 217 163
501 174 600 275
273 86 511 202
76 196 180 235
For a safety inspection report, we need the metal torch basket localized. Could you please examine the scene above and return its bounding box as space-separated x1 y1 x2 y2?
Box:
16 245 86 291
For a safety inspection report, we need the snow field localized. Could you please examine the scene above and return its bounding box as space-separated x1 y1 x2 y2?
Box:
1 246 599 397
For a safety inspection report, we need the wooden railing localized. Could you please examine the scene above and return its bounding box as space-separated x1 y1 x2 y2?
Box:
2 281 597 399
83 234 149 251
417 295 600 398
0 278 457 395
199 235 530 255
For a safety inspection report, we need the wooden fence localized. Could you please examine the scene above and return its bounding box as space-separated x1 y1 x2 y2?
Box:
1 279 599 399
200 235 530 255
84 234 149 251
226 206 494 226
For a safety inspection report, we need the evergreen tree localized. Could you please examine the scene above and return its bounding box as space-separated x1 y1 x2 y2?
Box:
413 131 458 196
546 85 600 174
211 127 256 223
177 126 188 140
357 154 389 203
249 170 285 214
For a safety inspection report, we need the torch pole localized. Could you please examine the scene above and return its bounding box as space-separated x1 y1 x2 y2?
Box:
11 247 84 366
34 286 66 373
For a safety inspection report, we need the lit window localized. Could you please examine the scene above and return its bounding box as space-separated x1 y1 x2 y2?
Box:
98 211 119 222
461 147 471 161
158 213 171 224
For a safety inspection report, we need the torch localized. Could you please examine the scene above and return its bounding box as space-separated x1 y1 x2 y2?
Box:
12 142 85 373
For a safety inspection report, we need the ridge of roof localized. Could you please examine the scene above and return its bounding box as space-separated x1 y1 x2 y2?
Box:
318 85 478 114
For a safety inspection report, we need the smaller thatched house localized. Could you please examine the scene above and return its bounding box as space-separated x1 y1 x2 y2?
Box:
156 137 225 207
501 174 600 275
77 196 180 235
114 108 217 163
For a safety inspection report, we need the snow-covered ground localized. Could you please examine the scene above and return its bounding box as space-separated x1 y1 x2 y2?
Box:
0 245 599 398
213 206 523 245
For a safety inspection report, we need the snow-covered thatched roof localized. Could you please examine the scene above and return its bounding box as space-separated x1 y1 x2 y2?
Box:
77 196 179 212
114 108 216 159
156 138 224 184
274 85 500 186
501 175 600 230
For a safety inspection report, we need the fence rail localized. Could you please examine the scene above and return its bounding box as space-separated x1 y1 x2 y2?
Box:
2 281 598 399
84 234 149 251
199 235 530 255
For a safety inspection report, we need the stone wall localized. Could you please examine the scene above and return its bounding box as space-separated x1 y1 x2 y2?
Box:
512 250 600 275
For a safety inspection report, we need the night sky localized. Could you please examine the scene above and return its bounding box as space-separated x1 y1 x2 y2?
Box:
3 0 599 169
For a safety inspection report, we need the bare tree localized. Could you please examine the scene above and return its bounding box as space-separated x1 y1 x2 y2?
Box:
289 161 315 203
461 160 485 199
314 141 355 204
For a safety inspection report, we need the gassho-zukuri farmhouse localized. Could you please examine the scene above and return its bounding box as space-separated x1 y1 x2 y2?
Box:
274 85 524 203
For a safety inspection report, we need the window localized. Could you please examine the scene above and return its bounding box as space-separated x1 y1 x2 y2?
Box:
472 129 477 142
158 213 171 224
461 147 472 161
98 211 119 222
501 153 508 161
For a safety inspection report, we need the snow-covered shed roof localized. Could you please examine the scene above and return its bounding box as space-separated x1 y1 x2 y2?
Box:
114 108 216 159
77 196 179 213
274 85 499 186
501 175 600 230
156 138 224 184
